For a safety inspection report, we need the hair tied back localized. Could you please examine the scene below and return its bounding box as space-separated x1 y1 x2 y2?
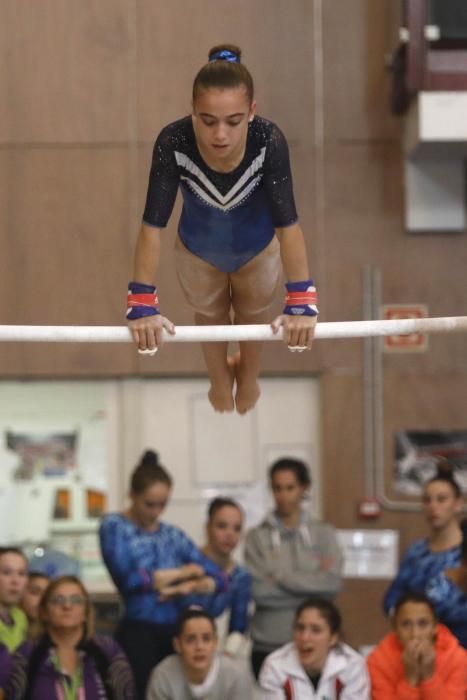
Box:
434 456 455 480
209 49 240 63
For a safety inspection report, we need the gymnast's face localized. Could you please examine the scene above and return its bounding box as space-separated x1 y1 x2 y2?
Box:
207 505 243 557
293 607 338 673
175 617 217 680
394 602 436 648
0 552 28 607
21 574 49 622
130 481 171 530
192 86 256 169
422 480 461 531
271 469 307 519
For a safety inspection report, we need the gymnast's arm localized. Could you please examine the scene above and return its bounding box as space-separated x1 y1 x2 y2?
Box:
128 224 175 350
272 223 317 348
127 127 180 351
98 516 161 594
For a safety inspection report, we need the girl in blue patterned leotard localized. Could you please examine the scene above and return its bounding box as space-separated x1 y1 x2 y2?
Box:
99 450 226 699
383 463 463 615
426 517 467 647
187 498 252 656
127 44 318 415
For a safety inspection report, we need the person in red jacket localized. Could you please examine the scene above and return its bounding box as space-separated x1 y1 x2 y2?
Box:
367 592 466 699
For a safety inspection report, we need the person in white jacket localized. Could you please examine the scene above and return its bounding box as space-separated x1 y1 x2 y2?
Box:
259 598 370 699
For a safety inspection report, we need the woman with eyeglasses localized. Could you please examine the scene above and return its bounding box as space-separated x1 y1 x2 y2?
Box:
4 575 135 699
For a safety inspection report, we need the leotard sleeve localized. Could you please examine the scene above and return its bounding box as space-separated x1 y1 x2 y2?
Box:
143 126 181 228
263 123 298 229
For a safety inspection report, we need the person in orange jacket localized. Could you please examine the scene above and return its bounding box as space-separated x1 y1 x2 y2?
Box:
367 592 467 699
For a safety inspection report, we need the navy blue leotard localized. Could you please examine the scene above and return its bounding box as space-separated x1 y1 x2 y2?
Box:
143 116 298 273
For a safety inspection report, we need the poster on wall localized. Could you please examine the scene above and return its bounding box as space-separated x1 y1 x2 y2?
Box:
394 429 467 495
0 381 116 591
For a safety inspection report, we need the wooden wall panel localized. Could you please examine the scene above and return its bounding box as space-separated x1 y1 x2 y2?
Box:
322 0 401 142
0 0 135 143
136 0 316 142
0 147 136 374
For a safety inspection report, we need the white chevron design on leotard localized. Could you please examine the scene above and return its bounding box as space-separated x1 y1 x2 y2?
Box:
174 148 266 211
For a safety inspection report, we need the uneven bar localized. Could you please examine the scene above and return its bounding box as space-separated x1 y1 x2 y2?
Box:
0 317 466 343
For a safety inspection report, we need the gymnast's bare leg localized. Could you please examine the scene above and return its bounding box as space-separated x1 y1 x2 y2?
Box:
175 237 235 412
230 238 281 414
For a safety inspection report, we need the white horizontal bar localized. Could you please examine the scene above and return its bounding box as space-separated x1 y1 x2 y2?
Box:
0 317 466 343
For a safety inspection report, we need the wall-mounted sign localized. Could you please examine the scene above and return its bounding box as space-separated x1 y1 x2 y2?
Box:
382 304 428 352
337 529 399 579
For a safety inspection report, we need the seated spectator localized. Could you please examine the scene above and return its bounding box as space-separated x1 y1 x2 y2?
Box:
5 575 135 699
245 458 343 677
426 516 467 648
0 547 28 652
367 592 467 699
146 606 253 699
0 642 11 695
383 461 463 615
20 572 50 629
259 598 370 699
189 497 251 656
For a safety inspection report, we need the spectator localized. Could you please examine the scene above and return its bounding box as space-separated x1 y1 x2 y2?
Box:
426 516 467 647
245 458 343 677
0 548 28 653
383 461 463 615
5 575 135 699
259 597 370 699
368 592 467 699
0 642 11 695
146 606 253 699
20 572 50 628
189 497 251 656
99 450 226 699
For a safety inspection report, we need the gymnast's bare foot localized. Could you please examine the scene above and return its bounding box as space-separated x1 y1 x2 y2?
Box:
229 352 261 414
208 361 235 412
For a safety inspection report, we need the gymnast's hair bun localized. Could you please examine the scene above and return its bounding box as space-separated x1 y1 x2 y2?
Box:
208 44 242 62
141 449 159 467
434 457 456 480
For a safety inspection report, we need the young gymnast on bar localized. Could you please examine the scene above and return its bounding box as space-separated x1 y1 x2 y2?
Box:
127 44 318 414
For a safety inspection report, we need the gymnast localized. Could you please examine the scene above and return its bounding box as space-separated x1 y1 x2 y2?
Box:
127 44 318 414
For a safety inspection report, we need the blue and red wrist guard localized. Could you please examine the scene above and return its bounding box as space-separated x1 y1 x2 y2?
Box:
126 281 160 320
283 279 319 317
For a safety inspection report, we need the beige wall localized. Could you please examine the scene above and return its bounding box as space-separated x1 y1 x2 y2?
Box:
1 0 466 646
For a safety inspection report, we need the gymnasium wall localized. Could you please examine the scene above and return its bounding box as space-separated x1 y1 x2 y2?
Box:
1 0 467 647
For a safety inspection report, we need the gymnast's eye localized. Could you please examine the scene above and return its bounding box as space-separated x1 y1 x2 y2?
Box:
200 117 217 126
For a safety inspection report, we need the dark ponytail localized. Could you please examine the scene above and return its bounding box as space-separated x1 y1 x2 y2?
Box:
426 458 461 499
193 44 254 103
130 449 172 494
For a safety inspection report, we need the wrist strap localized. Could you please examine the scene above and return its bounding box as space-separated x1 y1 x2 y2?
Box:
126 281 160 320
283 279 319 317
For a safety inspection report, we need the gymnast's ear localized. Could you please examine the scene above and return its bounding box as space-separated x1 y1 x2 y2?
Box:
248 99 257 122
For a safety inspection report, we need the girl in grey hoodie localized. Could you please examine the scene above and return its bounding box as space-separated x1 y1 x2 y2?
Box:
245 458 343 678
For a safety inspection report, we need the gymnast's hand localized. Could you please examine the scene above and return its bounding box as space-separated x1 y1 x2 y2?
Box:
128 314 175 355
271 314 317 351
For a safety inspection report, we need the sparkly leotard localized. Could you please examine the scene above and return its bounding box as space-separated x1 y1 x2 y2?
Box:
143 116 298 273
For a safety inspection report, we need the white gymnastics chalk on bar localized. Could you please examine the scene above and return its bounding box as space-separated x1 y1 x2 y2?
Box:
0 317 467 343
